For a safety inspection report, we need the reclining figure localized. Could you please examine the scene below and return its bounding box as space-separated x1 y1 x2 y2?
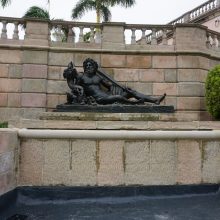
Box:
63 58 166 105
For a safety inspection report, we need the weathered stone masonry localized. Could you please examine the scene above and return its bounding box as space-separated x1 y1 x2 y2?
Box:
0 19 220 122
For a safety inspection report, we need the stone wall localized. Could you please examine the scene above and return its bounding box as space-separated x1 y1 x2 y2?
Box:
0 20 220 122
18 136 220 186
0 129 219 190
0 129 18 196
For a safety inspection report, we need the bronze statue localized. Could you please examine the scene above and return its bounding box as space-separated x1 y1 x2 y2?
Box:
63 58 166 105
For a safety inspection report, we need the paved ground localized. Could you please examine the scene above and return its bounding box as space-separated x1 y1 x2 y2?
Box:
2 192 220 220
0 188 220 220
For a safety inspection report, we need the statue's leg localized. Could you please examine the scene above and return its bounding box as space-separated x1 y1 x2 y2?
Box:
127 90 166 104
98 95 142 105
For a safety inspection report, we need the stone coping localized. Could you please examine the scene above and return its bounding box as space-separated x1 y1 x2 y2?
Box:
14 119 220 130
17 129 220 139
39 112 199 122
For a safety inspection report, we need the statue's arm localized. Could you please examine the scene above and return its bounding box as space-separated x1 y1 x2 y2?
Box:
101 78 112 91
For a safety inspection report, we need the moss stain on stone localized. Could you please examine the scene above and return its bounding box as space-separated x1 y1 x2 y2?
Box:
122 143 126 173
96 141 100 174
200 141 206 171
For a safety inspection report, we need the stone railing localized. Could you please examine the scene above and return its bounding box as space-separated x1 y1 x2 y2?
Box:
0 17 175 46
1 16 220 51
169 0 220 25
50 20 102 44
0 16 25 40
125 24 174 45
206 29 220 50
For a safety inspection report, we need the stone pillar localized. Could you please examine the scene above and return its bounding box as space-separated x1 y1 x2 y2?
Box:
216 0 220 8
0 129 18 195
174 24 208 52
101 22 125 49
24 19 50 46
183 12 190 23
22 19 49 118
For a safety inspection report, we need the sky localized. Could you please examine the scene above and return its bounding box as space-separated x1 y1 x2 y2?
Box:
0 0 208 24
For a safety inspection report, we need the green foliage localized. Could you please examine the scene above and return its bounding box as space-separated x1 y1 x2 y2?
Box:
205 65 220 119
23 6 50 20
72 0 135 23
1 0 11 8
0 121 8 128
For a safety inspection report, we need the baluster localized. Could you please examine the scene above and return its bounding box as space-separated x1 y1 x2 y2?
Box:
207 4 210 11
172 29 176 46
67 26 75 43
162 29 167 45
140 28 146 45
131 28 136 45
213 35 218 48
218 36 220 50
1 21 7 39
151 28 157 45
195 10 198 17
13 22 19 40
90 27 95 43
55 25 63 42
186 15 189 21
206 32 212 48
95 28 101 44
79 26 84 43
146 35 151 44
201 7 204 14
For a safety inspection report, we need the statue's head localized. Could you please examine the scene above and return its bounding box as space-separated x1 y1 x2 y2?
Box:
83 58 98 75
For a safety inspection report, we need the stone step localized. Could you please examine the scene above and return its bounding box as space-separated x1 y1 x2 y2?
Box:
13 118 220 130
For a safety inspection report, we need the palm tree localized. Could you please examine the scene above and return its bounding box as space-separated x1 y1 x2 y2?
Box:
72 0 136 23
1 0 11 8
23 6 69 42
23 6 50 20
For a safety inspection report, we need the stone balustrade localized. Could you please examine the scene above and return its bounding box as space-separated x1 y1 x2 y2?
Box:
50 20 102 44
170 0 220 25
125 24 174 45
207 29 220 49
0 16 220 51
0 17 25 40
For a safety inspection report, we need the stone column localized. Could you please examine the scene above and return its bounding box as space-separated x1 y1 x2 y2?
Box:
101 22 126 49
216 0 220 8
22 19 49 118
0 129 18 196
175 24 209 114
24 18 50 46
174 24 208 52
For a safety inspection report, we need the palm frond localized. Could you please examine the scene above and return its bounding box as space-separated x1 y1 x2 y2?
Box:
100 5 111 22
1 0 11 8
72 0 96 19
23 6 50 20
110 0 136 7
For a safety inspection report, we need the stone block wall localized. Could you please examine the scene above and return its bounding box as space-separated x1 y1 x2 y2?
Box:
0 22 220 122
0 49 218 122
0 129 18 196
18 137 220 186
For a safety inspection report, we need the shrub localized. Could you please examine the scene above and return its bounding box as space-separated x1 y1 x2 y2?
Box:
0 121 8 128
205 65 220 119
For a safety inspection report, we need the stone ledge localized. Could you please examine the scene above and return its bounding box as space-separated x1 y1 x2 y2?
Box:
39 111 207 122
15 119 220 130
55 104 174 113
